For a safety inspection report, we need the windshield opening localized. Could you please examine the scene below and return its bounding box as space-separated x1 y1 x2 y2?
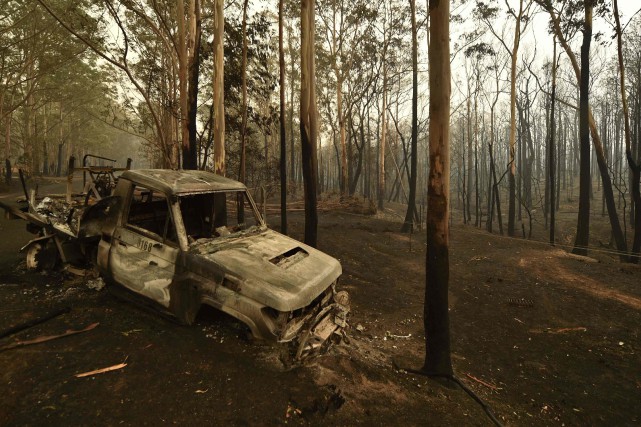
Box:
178 191 262 242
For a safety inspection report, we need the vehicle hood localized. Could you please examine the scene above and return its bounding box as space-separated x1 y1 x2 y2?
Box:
187 228 342 312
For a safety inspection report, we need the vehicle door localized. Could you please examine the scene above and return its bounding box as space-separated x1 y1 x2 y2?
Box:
109 185 179 308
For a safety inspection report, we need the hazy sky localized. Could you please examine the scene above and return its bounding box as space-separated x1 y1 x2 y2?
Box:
436 0 641 111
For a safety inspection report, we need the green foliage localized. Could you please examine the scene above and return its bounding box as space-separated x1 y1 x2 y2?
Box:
202 7 278 181
464 42 496 58
473 0 499 20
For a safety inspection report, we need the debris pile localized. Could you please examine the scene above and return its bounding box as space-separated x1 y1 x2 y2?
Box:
34 197 83 232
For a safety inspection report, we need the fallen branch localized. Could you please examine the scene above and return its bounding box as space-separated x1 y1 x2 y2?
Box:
465 373 502 391
552 249 598 263
0 322 98 352
75 359 128 378
0 306 71 339
529 327 587 334
548 327 587 334
264 197 374 215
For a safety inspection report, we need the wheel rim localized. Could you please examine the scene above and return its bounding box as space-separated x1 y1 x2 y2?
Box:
25 243 43 270
25 241 58 271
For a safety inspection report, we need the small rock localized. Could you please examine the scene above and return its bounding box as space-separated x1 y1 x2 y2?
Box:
86 277 106 291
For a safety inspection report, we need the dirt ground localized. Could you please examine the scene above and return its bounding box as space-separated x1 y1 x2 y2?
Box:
1 180 640 426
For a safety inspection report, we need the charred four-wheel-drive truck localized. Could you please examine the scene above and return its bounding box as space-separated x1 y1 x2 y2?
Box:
1 164 349 358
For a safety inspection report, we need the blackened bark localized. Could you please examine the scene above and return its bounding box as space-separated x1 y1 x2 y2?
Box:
5 158 10 185
56 144 63 177
348 120 365 196
488 142 504 235
614 0 641 262
279 0 287 235
237 0 248 224
423 0 452 376
549 41 557 246
508 167 515 236
628 158 641 260
239 0 249 182
300 123 318 247
401 0 418 234
573 4 592 256
300 0 318 247
185 4 201 171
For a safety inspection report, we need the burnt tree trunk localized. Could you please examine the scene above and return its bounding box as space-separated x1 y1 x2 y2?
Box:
507 0 526 237
402 0 419 233
549 39 557 246
238 0 249 181
348 119 365 196
185 0 201 170
488 140 504 235
5 158 10 185
423 0 452 376
212 0 225 175
573 3 592 256
300 0 318 247
542 0 628 261
614 0 641 262
279 0 287 235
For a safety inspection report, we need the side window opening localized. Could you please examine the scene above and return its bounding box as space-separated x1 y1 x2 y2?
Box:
127 185 177 244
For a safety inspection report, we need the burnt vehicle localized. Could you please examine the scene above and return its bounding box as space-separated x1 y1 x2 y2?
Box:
98 169 349 356
0 156 131 271
2 167 349 357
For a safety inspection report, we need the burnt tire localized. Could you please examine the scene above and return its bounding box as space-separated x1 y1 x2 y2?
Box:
25 241 59 271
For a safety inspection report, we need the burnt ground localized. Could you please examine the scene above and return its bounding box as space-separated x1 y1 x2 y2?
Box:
1 180 640 426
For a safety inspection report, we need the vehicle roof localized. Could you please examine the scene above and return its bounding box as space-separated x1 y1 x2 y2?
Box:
120 169 247 196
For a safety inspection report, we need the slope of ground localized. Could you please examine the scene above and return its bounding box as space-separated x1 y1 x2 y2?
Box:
0 185 639 425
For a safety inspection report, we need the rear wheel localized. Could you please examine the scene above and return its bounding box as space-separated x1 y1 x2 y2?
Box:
25 241 59 271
